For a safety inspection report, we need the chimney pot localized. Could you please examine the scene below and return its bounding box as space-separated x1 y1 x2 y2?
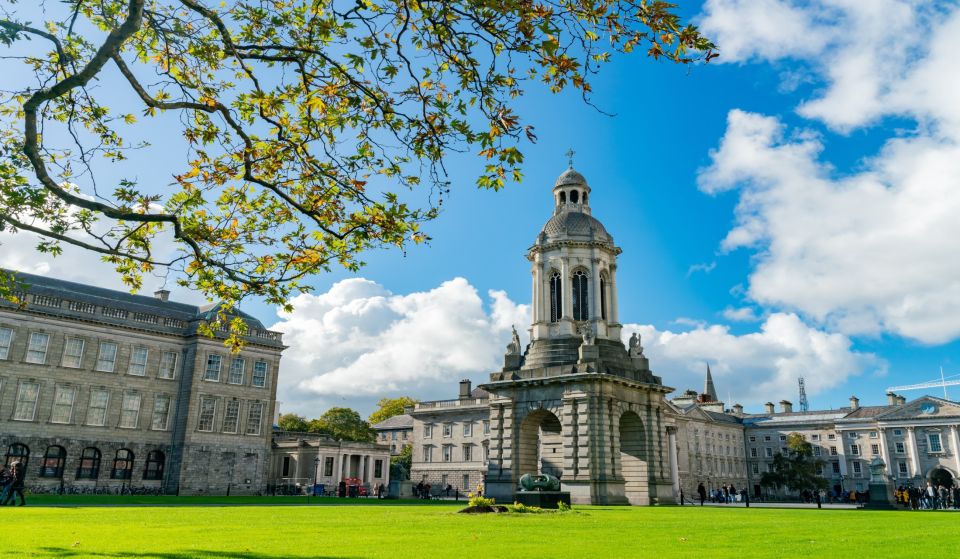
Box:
764 402 775 414
154 289 170 302
779 400 793 413
887 392 897 406
458 379 472 400
849 395 860 410
732 403 744 416
896 395 906 406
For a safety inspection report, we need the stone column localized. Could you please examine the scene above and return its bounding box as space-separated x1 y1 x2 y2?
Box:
592 258 602 321
667 427 680 500
561 257 572 320
609 264 619 323
532 262 541 323
951 426 960 476
907 427 921 478
878 428 892 476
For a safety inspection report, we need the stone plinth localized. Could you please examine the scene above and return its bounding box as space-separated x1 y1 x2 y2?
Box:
513 491 572 509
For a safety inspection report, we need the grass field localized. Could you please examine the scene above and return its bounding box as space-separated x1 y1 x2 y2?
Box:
1 500 957 558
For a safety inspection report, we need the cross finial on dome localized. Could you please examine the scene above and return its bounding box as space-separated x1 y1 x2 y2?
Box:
565 148 575 168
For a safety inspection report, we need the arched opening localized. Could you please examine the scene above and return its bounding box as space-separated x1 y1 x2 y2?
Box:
559 191 566 204
144 450 166 481
572 270 589 321
76 447 101 479
111 449 135 480
39 445 66 478
929 467 954 488
549 271 563 322
517 409 563 480
619 412 649 505
582 192 588 205
600 274 608 320
570 189 579 204
4 442 29 468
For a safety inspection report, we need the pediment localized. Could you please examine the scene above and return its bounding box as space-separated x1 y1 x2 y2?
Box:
877 396 960 421
679 405 713 422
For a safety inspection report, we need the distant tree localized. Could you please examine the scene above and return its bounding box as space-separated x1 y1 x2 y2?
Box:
308 406 375 442
277 412 309 433
368 396 418 426
760 432 828 497
390 443 412 481
0 0 716 340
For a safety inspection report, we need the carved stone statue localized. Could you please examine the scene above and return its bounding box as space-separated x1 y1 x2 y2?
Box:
628 332 644 357
578 322 595 346
506 325 521 355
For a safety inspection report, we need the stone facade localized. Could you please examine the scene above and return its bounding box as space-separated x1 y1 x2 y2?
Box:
0 271 283 495
372 413 413 456
268 433 390 493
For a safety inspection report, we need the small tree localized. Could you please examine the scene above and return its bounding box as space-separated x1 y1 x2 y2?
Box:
308 406 375 442
277 412 309 433
760 432 828 498
368 396 418 425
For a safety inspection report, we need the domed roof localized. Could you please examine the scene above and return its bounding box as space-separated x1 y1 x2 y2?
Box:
554 168 588 188
538 210 613 244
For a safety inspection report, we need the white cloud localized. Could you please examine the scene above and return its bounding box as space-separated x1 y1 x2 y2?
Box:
623 313 883 408
722 306 761 322
270 277 528 417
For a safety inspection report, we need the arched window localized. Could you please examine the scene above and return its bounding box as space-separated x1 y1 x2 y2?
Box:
570 190 579 204
582 192 588 205
111 449 134 480
39 445 66 478
4 443 29 467
559 191 566 204
549 272 563 322
143 450 165 481
600 276 608 320
572 270 589 321
76 447 101 479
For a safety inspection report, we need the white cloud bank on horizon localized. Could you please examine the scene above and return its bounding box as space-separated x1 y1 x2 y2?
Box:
271 278 880 416
697 1 960 344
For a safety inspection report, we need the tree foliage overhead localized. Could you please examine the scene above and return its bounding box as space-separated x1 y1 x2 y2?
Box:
0 0 715 333
760 432 829 495
277 412 309 432
309 406 376 442
368 396 417 425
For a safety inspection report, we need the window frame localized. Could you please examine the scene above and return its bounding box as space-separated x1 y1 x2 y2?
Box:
110 448 134 480
928 433 943 453
245 401 264 435
61 337 86 368
571 269 590 321
86 389 110 426
127 347 149 376
4 443 29 468
39 445 66 478
76 447 101 479
228 356 246 385
223 399 241 434
13 381 41 421
118 392 142 429
252 361 268 387
158 351 178 380
25 331 51 364
197 396 217 432
95 341 119 372
143 450 165 481
50 384 77 424
204 354 222 382
0 326 13 360
151 394 172 431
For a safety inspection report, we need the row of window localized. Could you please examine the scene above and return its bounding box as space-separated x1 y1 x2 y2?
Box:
747 430 907 444
379 430 409 442
196 396 265 436
279 456 385 479
0 327 270 389
4 443 164 481
422 420 490 439
747 436 945 458
421 443 488 463
3 379 173 430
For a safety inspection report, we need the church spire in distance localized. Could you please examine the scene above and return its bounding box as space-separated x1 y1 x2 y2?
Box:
704 363 718 402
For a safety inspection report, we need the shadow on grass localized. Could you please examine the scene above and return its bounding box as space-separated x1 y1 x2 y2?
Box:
37 548 354 559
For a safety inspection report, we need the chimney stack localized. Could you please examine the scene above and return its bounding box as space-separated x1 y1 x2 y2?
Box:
849 395 860 410
732 403 744 416
896 395 906 406
154 289 170 302
459 379 472 400
764 402 775 414
887 392 897 406
780 400 793 413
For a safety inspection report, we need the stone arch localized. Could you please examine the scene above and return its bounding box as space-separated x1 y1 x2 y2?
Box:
517 408 564 479
927 466 955 487
619 410 649 505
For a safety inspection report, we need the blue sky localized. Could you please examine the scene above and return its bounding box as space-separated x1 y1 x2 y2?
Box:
5 1 960 417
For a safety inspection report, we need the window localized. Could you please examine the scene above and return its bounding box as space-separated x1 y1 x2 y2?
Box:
4 443 29 467
111 449 134 480
482 444 489 463
830 446 838 456
442 445 453 462
424 424 433 439
928 433 943 453
151 395 171 430
441 473 448 486
764 447 773 457
832 462 840 474
252 361 268 387
463 422 473 437
13 381 40 421
483 420 490 434
848 432 858 439
61 338 85 368
463 474 471 491
76 447 101 479
852 461 862 476
204 354 222 381
893 429 903 437
443 423 453 437
549 271 562 322
402 430 409 440
143 450 165 480
898 462 908 475
850 444 860 456
197 397 217 431
324 456 334 477
895 442 905 454
0 327 12 359
779 435 787 442
750 448 758 458
813 446 822 457
50 385 77 424
463 444 473 461
763 435 771 442
25 332 50 364
423 446 433 462
828 434 836 440
811 434 821 441
391 431 397 441
119 393 142 429
95 342 118 372
128 347 149 376
159 351 178 379
374 459 383 478
600 276 608 320
87 389 109 426
281 456 292 477
246 401 264 435
869 431 878 439
228 357 245 385
752 463 759 474
871 444 880 455
223 399 240 433
748 436 756 442
571 270 589 320
39 446 66 478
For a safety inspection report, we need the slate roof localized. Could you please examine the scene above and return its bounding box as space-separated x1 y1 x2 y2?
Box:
372 414 414 430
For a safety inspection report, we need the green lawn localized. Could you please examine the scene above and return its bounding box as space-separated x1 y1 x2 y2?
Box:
1 501 956 558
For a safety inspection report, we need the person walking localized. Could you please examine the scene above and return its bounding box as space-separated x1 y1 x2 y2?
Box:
1 462 26 506
697 482 706 506
0 465 12 504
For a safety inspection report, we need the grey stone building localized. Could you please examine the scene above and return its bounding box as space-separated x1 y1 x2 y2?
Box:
0 271 284 495
372 413 413 456
268 432 390 494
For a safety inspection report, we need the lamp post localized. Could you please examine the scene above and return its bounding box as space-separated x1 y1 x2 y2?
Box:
309 456 320 505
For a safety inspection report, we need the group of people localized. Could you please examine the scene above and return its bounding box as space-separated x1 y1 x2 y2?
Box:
0 462 27 506
412 481 433 499
895 482 960 510
695 482 745 505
